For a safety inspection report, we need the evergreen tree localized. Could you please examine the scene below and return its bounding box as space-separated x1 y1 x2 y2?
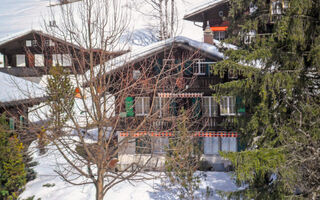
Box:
0 115 26 200
46 65 75 137
212 0 320 199
164 112 202 200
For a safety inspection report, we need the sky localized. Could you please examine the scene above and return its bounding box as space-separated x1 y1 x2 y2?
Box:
0 0 207 43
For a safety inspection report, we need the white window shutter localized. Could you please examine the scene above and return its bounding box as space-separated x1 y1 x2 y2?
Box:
16 55 26 67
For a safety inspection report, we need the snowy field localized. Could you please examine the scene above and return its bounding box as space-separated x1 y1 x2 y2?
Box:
19 141 242 200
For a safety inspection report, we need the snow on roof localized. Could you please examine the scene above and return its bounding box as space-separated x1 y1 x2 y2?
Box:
184 0 228 20
0 72 45 103
0 29 36 46
86 36 224 78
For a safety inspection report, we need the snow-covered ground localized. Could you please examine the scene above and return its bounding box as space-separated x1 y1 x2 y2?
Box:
19 140 242 200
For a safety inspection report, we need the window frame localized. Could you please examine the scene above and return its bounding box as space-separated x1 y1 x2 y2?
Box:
220 96 236 116
135 97 150 116
193 59 206 75
16 54 26 67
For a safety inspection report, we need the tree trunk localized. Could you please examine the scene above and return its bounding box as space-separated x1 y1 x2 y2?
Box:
96 172 104 200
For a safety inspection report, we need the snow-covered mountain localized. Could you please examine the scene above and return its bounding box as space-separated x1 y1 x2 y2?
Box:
0 0 204 46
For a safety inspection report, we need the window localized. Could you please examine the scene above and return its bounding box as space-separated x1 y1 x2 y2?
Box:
62 54 72 66
271 1 282 15
53 54 72 66
52 54 62 66
220 96 236 115
45 40 55 47
204 137 220 155
282 0 289 9
16 55 26 67
202 97 218 117
133 70 141 80
221 137 237 152
35 54 45 67
244 30 256 45
153 137 169 154
135 97 150 116
136 136 152 154
26 40 32 47
193 59 206 75
214 31 226 41
228 69 238 79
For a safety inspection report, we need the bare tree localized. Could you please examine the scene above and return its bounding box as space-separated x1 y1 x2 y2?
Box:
129 0 179 40
21 1 208 200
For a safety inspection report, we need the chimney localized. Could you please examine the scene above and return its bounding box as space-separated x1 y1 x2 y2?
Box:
203 23 213 45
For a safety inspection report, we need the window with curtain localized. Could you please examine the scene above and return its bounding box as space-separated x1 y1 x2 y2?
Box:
135 97 150 116
220 96 236 116
221 137 237 152
202 97 218 117
204 137 220 155
153 137 169 154
16 54 26 67
35 54 44 67
136 136 152 154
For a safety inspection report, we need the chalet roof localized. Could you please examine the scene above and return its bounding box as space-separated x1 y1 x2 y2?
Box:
0 72 45 105
0 29 83 50
86 36 224 78
184 0 229 22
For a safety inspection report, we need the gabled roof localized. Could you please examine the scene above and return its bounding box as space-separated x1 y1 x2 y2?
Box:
85 36 224 78
0 29 83 50
0 72 45 105
184 0 229 22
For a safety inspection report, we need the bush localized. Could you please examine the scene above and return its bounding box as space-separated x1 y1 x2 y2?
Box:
0 115 26 199
198 160 213 171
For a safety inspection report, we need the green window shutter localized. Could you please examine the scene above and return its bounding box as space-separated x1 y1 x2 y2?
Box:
236 96 245 114
184 61 193 76
9 118 15 130
125 97 134 117
153 59 162 75
192 98 201 118
20 116 24 127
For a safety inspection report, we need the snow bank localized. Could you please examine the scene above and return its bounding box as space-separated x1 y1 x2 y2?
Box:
20 139 242 200
0 72 45 103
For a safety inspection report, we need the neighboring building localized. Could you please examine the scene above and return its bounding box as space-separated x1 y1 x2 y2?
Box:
0 30 126 83
0 72 45 132
184 0 230 41
87 36 246 171
184 0 290 42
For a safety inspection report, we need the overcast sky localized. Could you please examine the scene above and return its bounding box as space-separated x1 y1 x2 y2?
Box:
0 0 205 42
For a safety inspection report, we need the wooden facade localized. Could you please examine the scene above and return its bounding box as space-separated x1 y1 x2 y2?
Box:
0 30 126 77
99 39 245 170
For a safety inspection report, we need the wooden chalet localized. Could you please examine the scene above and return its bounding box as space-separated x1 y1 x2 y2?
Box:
88 36 246 171
0 30 126 81
184 0 290 42
0 72 45 132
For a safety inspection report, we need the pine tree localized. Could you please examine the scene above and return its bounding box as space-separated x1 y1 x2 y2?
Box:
0 115 26 200
164 112 202 200
212 0 320 199
46 65 75 137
